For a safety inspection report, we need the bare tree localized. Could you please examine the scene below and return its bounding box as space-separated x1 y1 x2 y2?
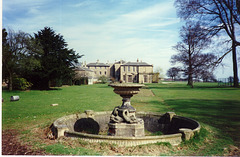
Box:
198 70 217 82
166 67 180 81
2 28 30 90
237 0 240 14
171 22 215 87
171 22 217 87
154 66 165 79
193 53 217 82
175 0 240 87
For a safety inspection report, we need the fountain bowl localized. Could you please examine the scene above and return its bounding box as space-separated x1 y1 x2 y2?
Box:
109 83 145 96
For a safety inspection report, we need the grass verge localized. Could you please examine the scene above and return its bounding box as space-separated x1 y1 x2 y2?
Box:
2 82 240 155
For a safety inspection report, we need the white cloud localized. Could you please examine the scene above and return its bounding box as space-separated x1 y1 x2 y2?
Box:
3 0 183 77
3 0 48 12
69 0 98 8
121 2 174 20
105 1 178 31
55 1 180 75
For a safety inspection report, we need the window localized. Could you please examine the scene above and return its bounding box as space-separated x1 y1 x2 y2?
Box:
144 75 148 83
100 71 102 75
134 75 137 83
95 66 96 69
123 66 126 72
133 66 135 72
105 71 107 75
123 75 126 81
128 75 132 82
128 66 130 72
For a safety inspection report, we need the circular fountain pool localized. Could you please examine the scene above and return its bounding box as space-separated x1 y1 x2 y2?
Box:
52 110 200 146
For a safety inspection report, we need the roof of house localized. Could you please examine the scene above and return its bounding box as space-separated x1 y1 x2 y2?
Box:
115 60 126 64
87 62 110 67
122 62 153 66
75 67 94 72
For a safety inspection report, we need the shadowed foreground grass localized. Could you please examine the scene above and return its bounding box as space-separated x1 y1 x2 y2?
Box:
147 82 240 147
2 83 240 155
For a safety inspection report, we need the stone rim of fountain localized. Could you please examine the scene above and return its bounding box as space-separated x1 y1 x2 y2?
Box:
52 111 201 147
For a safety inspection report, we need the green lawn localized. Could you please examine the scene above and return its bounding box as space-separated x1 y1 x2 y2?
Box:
2 84 119 129
147 82 240 153
2 83 240 155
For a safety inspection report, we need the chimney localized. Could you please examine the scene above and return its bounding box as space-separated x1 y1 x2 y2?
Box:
97 59 99 63
137 58 139 62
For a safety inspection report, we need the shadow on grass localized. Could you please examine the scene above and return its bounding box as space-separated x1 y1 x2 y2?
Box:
2 88 64 92
38 87 63 91
148 100 174 112
2 89 22 93
165 99 240 146
149 86 240 91
98 85 112 88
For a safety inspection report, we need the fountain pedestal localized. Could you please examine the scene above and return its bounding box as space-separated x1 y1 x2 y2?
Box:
108 122 145 137
108 83 145 137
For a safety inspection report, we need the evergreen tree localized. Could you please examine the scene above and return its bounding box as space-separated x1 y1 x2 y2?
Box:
33 27 83 89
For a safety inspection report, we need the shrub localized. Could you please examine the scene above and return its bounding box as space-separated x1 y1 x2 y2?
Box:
12 77 33 90
50 79 63 87
74 77 88 85
98 75 108 84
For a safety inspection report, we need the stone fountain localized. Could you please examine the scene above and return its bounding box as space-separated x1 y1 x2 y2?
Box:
108 83 145 137
51 83 201 147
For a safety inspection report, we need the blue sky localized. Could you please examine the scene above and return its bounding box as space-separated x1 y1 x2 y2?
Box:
2 0 235 78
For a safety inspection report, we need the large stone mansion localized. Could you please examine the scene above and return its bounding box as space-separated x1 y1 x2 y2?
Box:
75 59 153 84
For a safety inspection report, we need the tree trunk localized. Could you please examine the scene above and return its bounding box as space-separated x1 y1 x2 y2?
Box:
48 80 51 89
8 71 13 91
229 5 239 88
232 42 239 87
188 49 193 88
187 73 193 87
38 78 50 90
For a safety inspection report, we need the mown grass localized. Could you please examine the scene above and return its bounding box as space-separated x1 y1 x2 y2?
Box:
147 82 240 155
2 82 240 155
2 84 119 129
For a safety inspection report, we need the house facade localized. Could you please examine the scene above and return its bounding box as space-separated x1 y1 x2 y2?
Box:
86 60 112 78
119 61 153 83
112 60 126 81
74 67 97 84
76 59 153 84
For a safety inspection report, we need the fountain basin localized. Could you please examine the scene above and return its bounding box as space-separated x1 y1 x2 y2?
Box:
52 110 200 146
109 83 145 96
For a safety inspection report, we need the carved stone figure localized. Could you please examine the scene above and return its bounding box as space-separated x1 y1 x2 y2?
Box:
110 106 139 124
